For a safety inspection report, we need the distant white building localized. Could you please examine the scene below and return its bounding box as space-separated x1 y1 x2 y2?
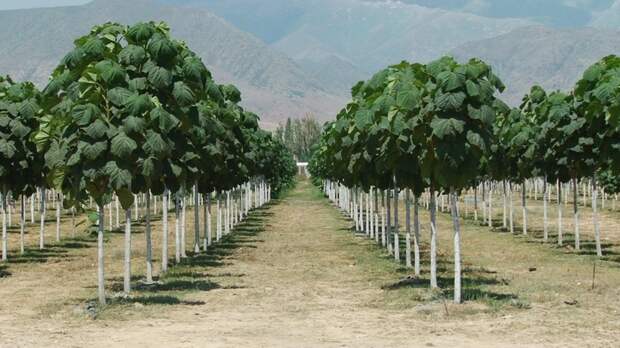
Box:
297 162 309 177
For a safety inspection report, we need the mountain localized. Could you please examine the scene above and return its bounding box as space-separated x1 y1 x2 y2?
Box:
592 0 620 29
162 0 534 99
0 0 346 128
451 26 620 105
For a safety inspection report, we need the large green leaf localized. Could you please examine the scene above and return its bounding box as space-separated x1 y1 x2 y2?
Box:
111 132 137 159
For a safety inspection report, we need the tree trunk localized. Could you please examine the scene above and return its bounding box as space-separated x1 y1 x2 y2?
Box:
558 182 563 246
206 194 212 247
56 194 61 242
386 189 392 254
203 194 208 251
1 193 7 261
522 182 527 235
573 178 580 251
593 180 602 257
488 182 493 228
430 189 438 289
145 191 153 284
162 188 169 273
97 203 106 304
413 195 421 276
39 188 45 250
543 178 548 241
509 183 514 234
30 194 35 224
393 181 399 262
124 208 132 294
20 196 25 255
405 189 412 268
194 184 200 253
502 181 507 229
175 195 181 263
450 188 462 304
181 195 187 257
474 185 478 222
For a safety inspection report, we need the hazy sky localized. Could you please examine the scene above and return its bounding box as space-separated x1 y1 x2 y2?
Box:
0 0 90 10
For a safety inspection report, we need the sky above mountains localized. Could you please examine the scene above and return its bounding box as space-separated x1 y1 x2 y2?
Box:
2 0 618 29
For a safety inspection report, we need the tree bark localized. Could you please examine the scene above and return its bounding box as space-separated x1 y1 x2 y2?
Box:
543 178 548 241
430 189 438 289
413 195 421 276
175 195 181 263
450 188 462 304
39 188 45 250
124 208 132 294
162 188 169 273
558 182 563 246
194 184 200 253
593 180 602 257
522 182 527 235
97 203 106 304
405 189 412 268
1 193 7 261
56 194 61 242
20 196 25 255
573 178 580 251
145 191 153 283
393 181 399 262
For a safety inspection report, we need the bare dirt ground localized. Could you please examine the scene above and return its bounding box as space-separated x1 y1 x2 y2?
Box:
0 180 619 347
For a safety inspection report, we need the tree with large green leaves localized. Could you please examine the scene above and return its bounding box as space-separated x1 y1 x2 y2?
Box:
40 21 214 301
574 55 620 257
529 88 596 250
414 56 505 303
0 77 46 261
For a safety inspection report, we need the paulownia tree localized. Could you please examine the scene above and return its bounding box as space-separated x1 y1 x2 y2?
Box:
0 77 46 260
574 55 620 257
417 56 505 303
41 21 214 301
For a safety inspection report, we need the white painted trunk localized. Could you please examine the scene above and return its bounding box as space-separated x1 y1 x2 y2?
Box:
393 183 399 262
573 178 580 251
207 194 212 247
413 195 421 276
593 180 602 257
430 190 438 289
543 179 548 241
450 188 462 304
181 195 187 257
194 185 200 253
522 184 527 235
175 196 181 263
20 196 25 254
405 189 411 268
162 188 169 273
145 192 153 283
124 208 132 293
56 195 61 242
30 194 35 224
97 204 106 304
39 188 45 250
558 183 563 245
1 194 7 261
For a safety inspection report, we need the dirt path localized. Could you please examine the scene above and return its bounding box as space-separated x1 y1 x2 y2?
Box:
0 180 618 347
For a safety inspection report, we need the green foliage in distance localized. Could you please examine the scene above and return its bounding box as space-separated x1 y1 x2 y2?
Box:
0 77 45 196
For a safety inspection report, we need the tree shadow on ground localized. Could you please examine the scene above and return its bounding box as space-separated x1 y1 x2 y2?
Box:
7 234 96 265
104 205 269 311
0 264 10 278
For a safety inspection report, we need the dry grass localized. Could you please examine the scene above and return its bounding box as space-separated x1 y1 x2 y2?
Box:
0 180 618 347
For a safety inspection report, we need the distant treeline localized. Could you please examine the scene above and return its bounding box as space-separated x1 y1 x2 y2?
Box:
274 115 321 162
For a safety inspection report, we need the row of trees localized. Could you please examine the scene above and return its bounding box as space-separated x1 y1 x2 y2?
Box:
273 115 322 162
0 21 296 304
309 55 620 303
